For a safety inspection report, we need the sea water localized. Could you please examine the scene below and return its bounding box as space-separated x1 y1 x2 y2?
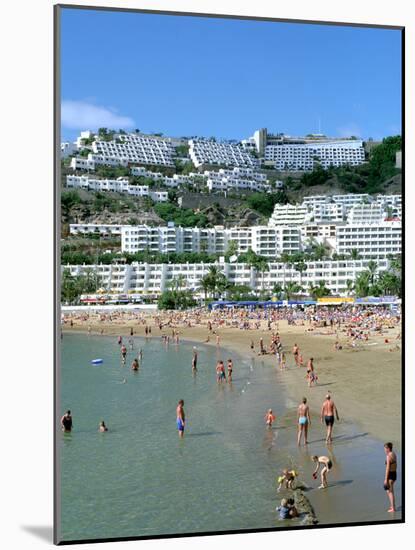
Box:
59 334 401 541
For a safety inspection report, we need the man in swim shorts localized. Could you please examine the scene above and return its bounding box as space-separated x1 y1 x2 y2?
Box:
384 442 397 512
320 394 340 444
297 397 311 446
61 410 72 432
176 399 185 438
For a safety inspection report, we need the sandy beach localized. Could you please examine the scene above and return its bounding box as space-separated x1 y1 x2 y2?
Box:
62 314 401 449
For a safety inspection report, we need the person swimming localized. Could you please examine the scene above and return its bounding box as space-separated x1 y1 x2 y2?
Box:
99 420 108 432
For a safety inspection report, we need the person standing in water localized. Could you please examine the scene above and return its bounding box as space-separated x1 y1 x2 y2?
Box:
192 348 198 373
264 409 276 428
61 410 73 432
311 455 332 489
99 421 108 432
176 400 185 438
227 358 233 381
292 343 300 366
320 394 340 444
384 442 397 512
121 343 127 364
297 397 311 446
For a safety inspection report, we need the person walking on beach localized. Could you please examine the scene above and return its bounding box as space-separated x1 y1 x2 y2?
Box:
320 394 340 444
384 442 397 512
292 343 300 366
176 400 185 438
306 358 317 387
61 410 72 432
297 397 311 446
311 455 332 489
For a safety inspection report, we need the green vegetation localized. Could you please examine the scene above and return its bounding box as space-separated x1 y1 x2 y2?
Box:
154 203 208 227
158 276 197 310
353 256 401 298
61 268 101 304
245 191 288 216
175 144 190 157
286 136 401 196
61 249 220 266
198 266 229 300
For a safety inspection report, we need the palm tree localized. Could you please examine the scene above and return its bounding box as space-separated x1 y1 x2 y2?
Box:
225 239 239 259
308 280 331 300
198 274 212 302
284 281 302 301
312 242 330 261
366 260 378 286
354 271 371 298
255 258 269 296
294 261 307 287
349 249 361 261
272 283 284 300
377 271 401 297
279 252 293 287
345 279 355 297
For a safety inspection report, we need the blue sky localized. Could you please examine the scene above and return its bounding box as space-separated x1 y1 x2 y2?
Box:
60 8 402 142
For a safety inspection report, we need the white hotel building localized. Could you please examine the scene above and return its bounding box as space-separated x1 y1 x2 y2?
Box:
204 167 275 193
66 175 168 202
336 222 401 259
91 134 175 167
242 129 365 171
120 224 301 258
268 204 311 226
266 140 365 171
189 139 258 169
63 258 390 297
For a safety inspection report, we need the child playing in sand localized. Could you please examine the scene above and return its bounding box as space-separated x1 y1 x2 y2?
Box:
276 498 298 519
264 409 276 428
277 469 298 491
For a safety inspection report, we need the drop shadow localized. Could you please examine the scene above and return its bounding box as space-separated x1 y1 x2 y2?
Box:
21 525 53 543
316 383 334 387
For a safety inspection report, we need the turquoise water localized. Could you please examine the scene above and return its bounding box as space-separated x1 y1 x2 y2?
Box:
59 334 402 542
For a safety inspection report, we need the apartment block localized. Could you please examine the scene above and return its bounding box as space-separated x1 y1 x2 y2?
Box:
189 139 258 168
